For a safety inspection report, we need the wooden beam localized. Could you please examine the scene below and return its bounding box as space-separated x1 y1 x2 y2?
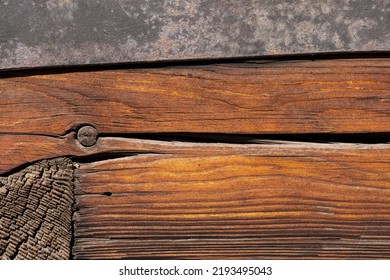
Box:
1 57 389 260
1 58 389 135
73 142 390 259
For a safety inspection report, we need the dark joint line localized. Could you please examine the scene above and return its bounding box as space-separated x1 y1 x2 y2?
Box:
98 132 390 145
1 52 389 78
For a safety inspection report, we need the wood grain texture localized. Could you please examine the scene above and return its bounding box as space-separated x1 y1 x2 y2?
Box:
1 57 389 260
0 133 296 174
0 58 389 135
73 142 390 259
0 158 74 260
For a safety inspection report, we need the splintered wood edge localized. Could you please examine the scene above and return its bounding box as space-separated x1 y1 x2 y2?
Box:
0 158 75 260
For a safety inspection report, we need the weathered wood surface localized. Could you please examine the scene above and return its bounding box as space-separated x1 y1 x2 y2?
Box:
1 57 390 259
0 58 389 135
73 142 390 259
0 133 315 175
0 158 74 260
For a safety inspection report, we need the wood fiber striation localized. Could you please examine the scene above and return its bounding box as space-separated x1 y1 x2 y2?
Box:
0 158 75 260
1 59 389 135
73 144 390 259
1 57 389 260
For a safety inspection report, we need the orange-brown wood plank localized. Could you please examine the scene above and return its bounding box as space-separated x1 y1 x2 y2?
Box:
0 134 311 175
1 58 389 135
73 142 390 259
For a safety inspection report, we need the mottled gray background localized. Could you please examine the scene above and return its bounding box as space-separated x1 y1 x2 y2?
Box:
0 0 389 69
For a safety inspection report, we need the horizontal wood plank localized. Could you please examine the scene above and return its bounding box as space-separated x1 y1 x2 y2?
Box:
0 134 297 174
73 142 390 259
1 58 389 135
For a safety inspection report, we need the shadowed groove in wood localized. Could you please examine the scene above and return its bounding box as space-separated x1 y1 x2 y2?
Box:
0 158 75 260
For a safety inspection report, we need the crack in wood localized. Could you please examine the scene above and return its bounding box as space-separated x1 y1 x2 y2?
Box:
97 132 390 145
1 131 390 177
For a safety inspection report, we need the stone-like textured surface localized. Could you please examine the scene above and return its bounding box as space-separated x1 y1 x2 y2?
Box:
0 158 74 260
0 0 389 69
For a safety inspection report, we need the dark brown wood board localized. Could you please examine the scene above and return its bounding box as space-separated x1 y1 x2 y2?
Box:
1 57 390 259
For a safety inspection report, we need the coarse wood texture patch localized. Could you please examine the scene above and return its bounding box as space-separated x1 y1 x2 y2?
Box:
73 143 390 259
0 158 74 260
0 58 389 135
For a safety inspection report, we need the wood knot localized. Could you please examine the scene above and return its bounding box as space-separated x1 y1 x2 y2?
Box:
77 125 98 147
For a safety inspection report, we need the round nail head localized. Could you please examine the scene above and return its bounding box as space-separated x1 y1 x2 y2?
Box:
77 125 98 147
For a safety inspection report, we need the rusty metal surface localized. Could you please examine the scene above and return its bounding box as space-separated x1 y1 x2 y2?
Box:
0 0 389 70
